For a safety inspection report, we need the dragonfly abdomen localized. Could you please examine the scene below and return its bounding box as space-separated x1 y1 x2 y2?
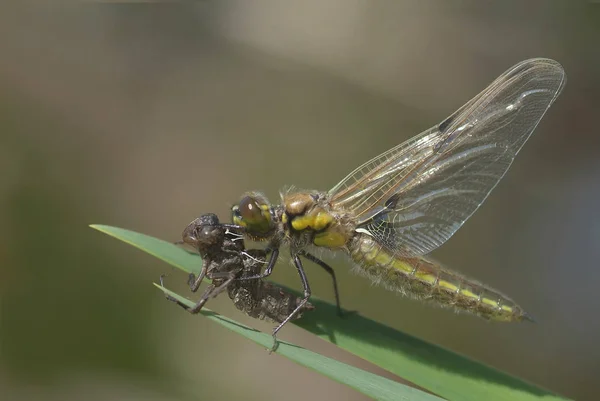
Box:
349 233 530 322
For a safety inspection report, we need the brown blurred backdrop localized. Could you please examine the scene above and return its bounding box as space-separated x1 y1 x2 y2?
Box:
1 2 599 401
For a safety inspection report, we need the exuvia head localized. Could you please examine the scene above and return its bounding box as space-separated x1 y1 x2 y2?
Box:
231 192 274 238
182 213 225 252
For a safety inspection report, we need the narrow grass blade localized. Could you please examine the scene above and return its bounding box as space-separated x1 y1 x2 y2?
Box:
91 224 571 401
90 224 202 275
154 284 442 401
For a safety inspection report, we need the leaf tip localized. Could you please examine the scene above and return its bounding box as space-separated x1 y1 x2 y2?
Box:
89 224 108 232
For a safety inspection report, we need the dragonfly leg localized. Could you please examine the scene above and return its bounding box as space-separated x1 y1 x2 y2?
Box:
269 253 311 353
186 257 235 292
236 247 280 281
199 269 241 301
159 274 180 305
298 250 343 316
188 264 208 293
161 268 241 314
160 274 214 313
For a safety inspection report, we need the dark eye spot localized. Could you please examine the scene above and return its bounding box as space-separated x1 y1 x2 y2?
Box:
234 195 272 235
239 196 263 223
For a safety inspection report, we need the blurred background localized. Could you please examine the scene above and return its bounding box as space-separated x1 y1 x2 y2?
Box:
1 1 599 400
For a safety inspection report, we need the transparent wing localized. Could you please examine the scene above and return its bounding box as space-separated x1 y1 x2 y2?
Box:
329 58 565 256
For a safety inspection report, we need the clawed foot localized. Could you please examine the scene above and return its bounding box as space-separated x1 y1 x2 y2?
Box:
159 274 179 303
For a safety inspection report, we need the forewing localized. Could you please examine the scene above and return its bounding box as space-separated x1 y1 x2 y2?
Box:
329 58 565 256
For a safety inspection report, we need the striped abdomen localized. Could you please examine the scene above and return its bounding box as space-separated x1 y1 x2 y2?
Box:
349 232 531 322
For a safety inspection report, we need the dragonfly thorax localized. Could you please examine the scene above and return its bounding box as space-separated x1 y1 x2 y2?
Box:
232 190 355 250
281 191 354 249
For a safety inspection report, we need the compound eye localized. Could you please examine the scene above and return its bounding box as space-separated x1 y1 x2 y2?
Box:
238 196 265 225
232 195 272 235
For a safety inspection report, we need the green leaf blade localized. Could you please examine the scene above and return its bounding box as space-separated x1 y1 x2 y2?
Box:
153 284 443 401
90 224 202 275
92 224 571 401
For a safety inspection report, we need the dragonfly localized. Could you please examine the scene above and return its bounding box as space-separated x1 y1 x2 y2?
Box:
161 213 313 339
229 58 565 351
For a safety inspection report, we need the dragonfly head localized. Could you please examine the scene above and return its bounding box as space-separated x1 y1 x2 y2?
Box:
231 192 274 239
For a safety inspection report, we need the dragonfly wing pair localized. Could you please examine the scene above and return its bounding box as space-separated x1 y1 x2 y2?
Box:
329 58 566 257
